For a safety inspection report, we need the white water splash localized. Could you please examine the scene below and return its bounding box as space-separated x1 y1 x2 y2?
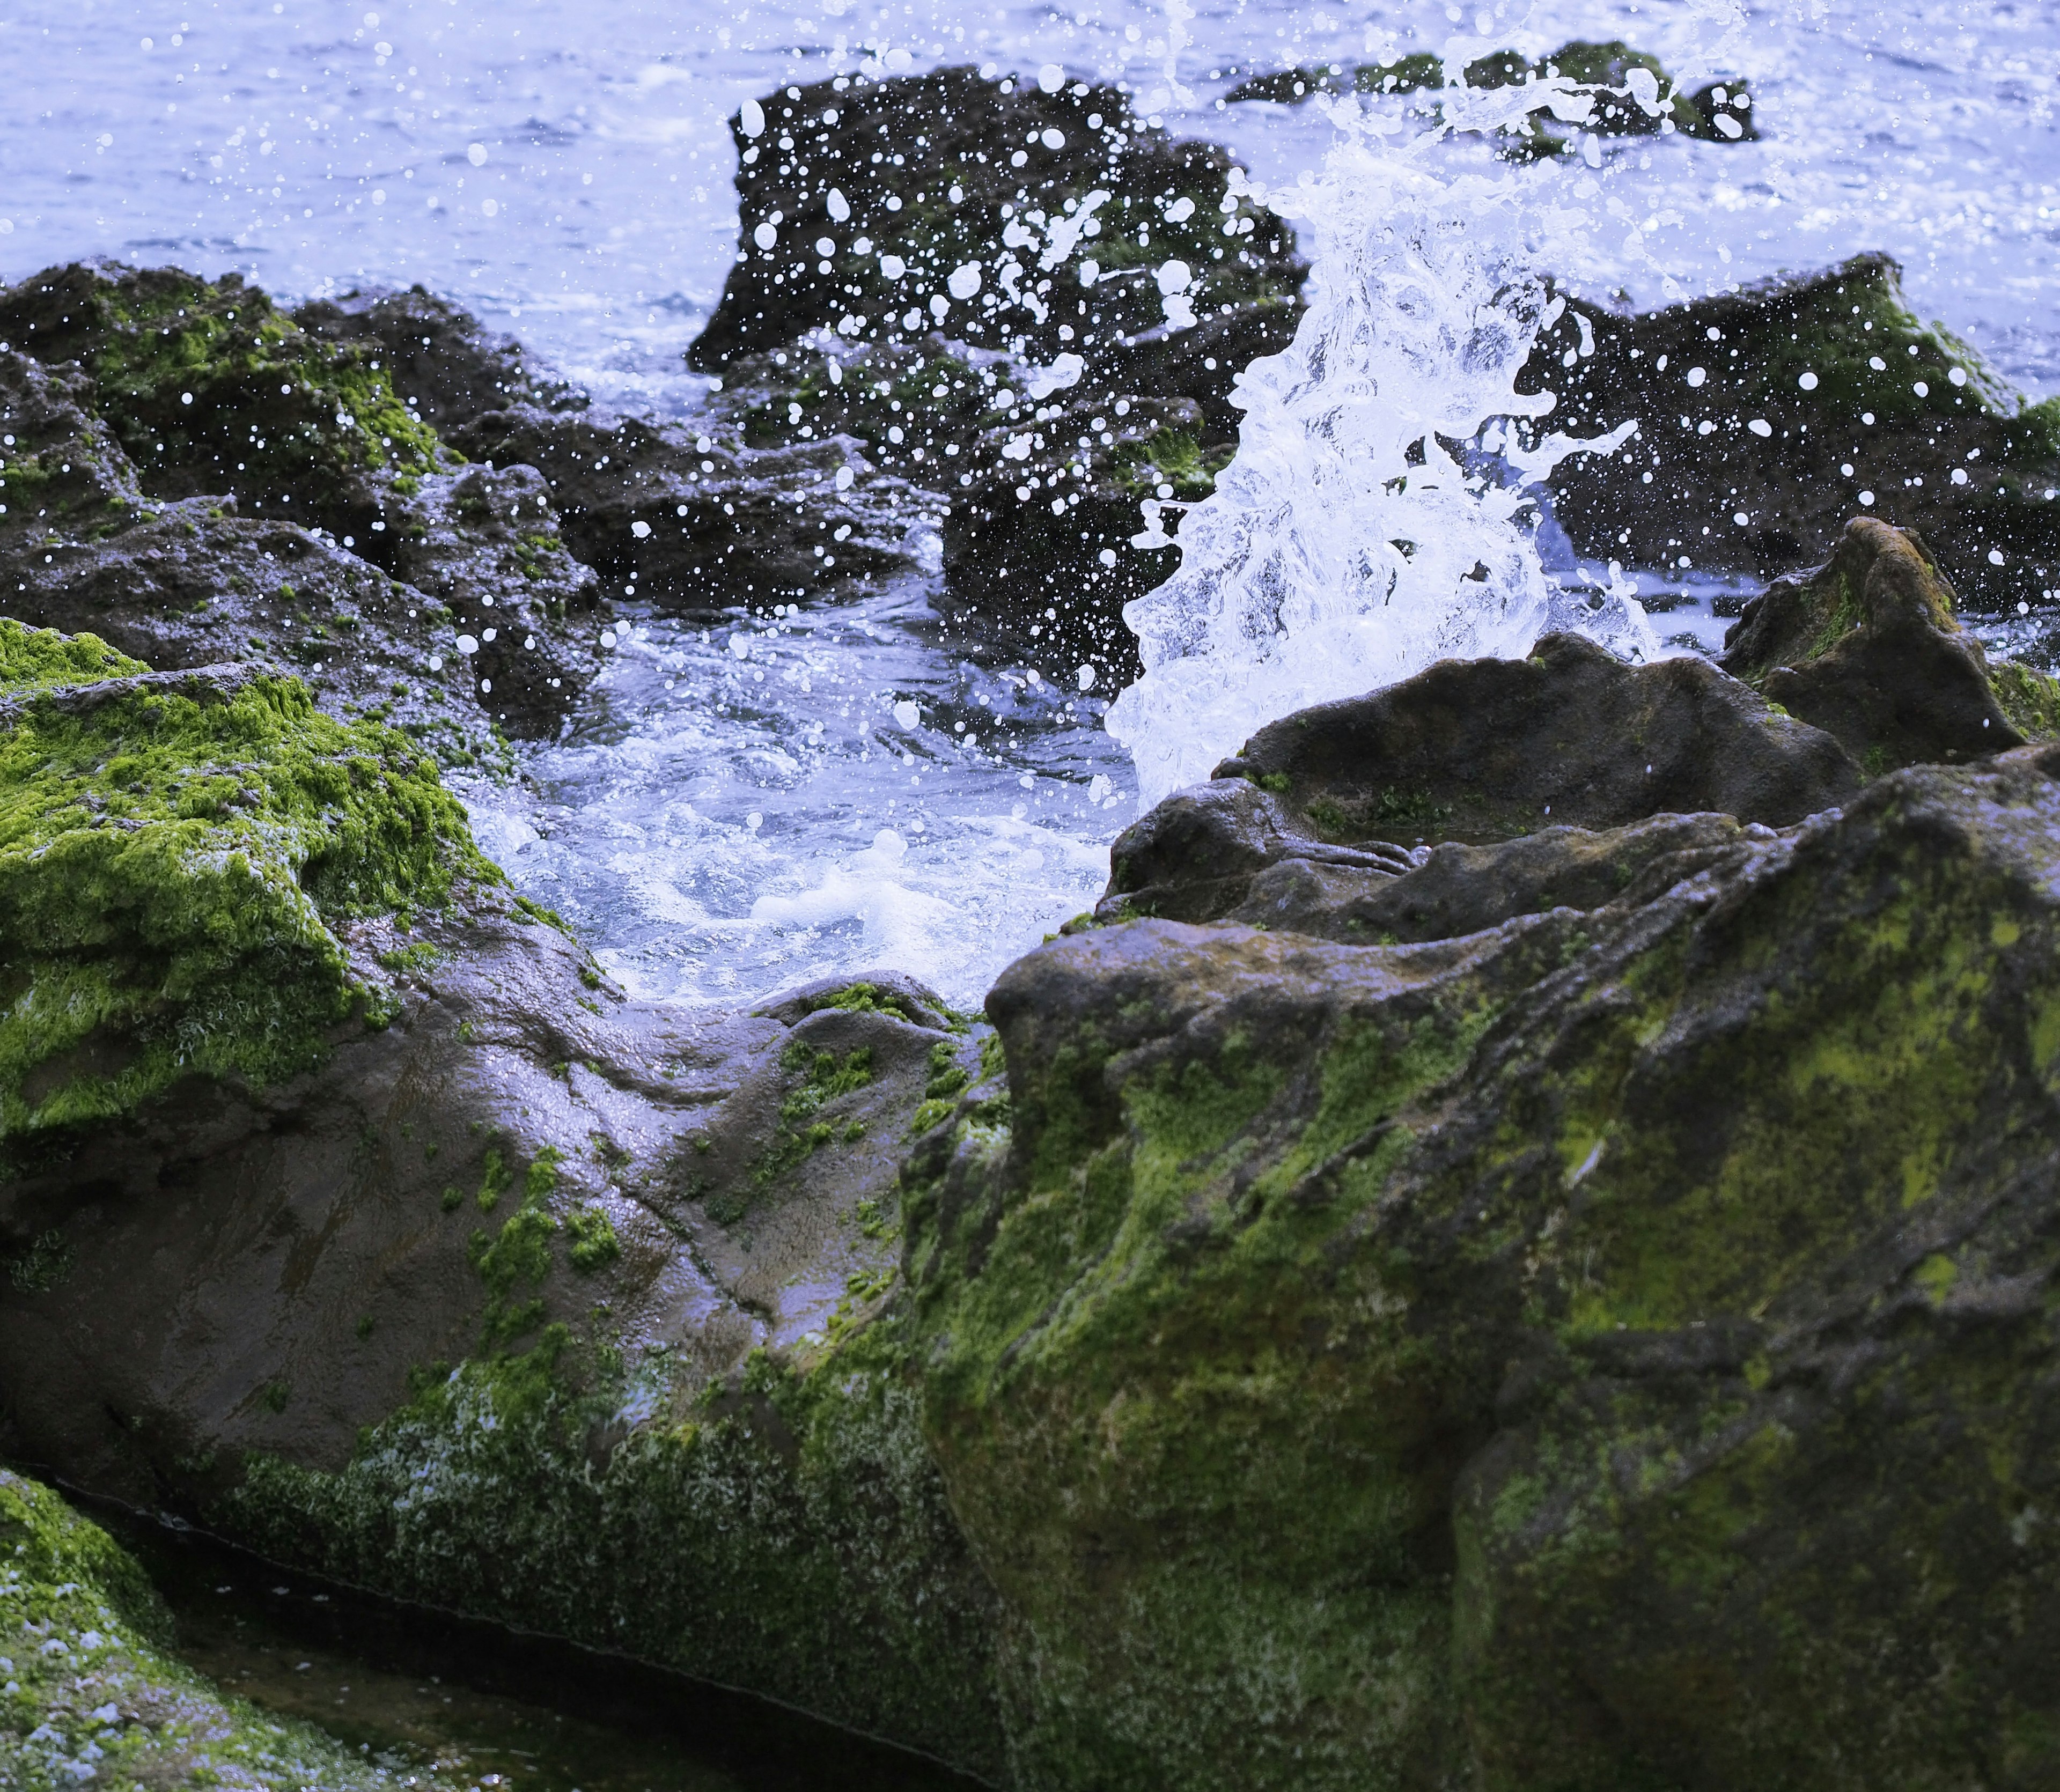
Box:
1105 89 1657 809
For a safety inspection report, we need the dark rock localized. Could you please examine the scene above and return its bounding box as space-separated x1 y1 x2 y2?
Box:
451 402 934 609
1530 252 2060 599
1093 776 1418 924
1223 810 1765 942
902 743 2060 1789
939 390 1208 683
0 348 143 533
1208 631 1859 847
0 262 452 561
1720 515 2058 773
294 283 585 431
686 66 1304 372
1227 41 1756 145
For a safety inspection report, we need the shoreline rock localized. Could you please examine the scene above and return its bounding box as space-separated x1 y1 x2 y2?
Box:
1529 252 2060 602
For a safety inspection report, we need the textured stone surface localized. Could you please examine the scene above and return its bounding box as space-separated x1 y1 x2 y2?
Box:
904 744 2060 1791
1531 253 2060 600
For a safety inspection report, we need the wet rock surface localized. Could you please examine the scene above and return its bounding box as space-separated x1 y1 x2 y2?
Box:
686 65 1309 681
907 742 2060 1789
1227 39 1758 148
0 618 1002 1772
1720 514 2060 773
1531 252 2060 600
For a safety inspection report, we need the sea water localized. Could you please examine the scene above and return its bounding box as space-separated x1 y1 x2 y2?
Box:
2 0 2057 1000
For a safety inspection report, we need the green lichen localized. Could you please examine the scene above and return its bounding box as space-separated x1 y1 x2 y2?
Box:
566 1205 621 1272
0 1468 450 1789
0 626 494 1140
208 1317 1006 1780
3 264 454 536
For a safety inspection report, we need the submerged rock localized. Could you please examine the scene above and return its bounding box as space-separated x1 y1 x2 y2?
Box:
903 742 2060 1790
1227 40 1757 146
1531 252 2060 600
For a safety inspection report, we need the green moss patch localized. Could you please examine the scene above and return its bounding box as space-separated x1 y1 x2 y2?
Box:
0 1467 452 1789
0 624 492 1138
1 263 453 540
210 1318 1006 1779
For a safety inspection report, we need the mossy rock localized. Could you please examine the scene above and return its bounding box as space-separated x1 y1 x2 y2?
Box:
1719 515 2060 772
0 620 491 1140
0 262 449 554
210 1315 1008 1779
0 1467 459 1788
903 743 2060 1788
1530 253 2060 598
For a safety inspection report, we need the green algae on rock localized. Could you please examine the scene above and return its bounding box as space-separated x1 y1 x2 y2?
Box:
902 742 2060 1790
1720 514 2060 772
0 1467 464 1790
0 262 448 554
213 1312 1009 1781
1530 252 2060 599
0 621 492 1138
1226 40 1756 145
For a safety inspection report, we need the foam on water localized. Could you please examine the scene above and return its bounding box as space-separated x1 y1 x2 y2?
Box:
462 587 1131 1009
1106 80 1657 807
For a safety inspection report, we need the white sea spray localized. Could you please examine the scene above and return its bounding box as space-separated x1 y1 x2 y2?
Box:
1105 86 1660 808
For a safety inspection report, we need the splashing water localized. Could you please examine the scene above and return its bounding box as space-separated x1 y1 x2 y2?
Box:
1105 82 1657 809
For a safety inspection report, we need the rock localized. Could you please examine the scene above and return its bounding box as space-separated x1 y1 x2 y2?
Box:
1226 41 1756 145
902 742 2060 1789
0 1468 457 1789
1223 810 1765 943
1211 629 1853 839
294 283 585 431
1089 775 1419 924
939 390 1209 683
686 67 1304 373
451 402 935 609
1721 514 2060 773
675 67 1313 673
0 623 1003 1773
1529 252 2060 600
382 462 604 736
0 348 143 534
0 272 609 747
0 262 451 558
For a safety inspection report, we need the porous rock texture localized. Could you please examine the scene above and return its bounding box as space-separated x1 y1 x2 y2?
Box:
908 740 2060 1789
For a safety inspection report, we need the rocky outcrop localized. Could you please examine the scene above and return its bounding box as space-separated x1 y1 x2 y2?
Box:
294 283 585 431
0 620 1004 1773
686 66 1304 373
1530 253 2060 601
450 401 934 608
1719 514 2060 771
683 67 1309 678
0 266 606 747
1228 39 1757 147
901 741 2060 1790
